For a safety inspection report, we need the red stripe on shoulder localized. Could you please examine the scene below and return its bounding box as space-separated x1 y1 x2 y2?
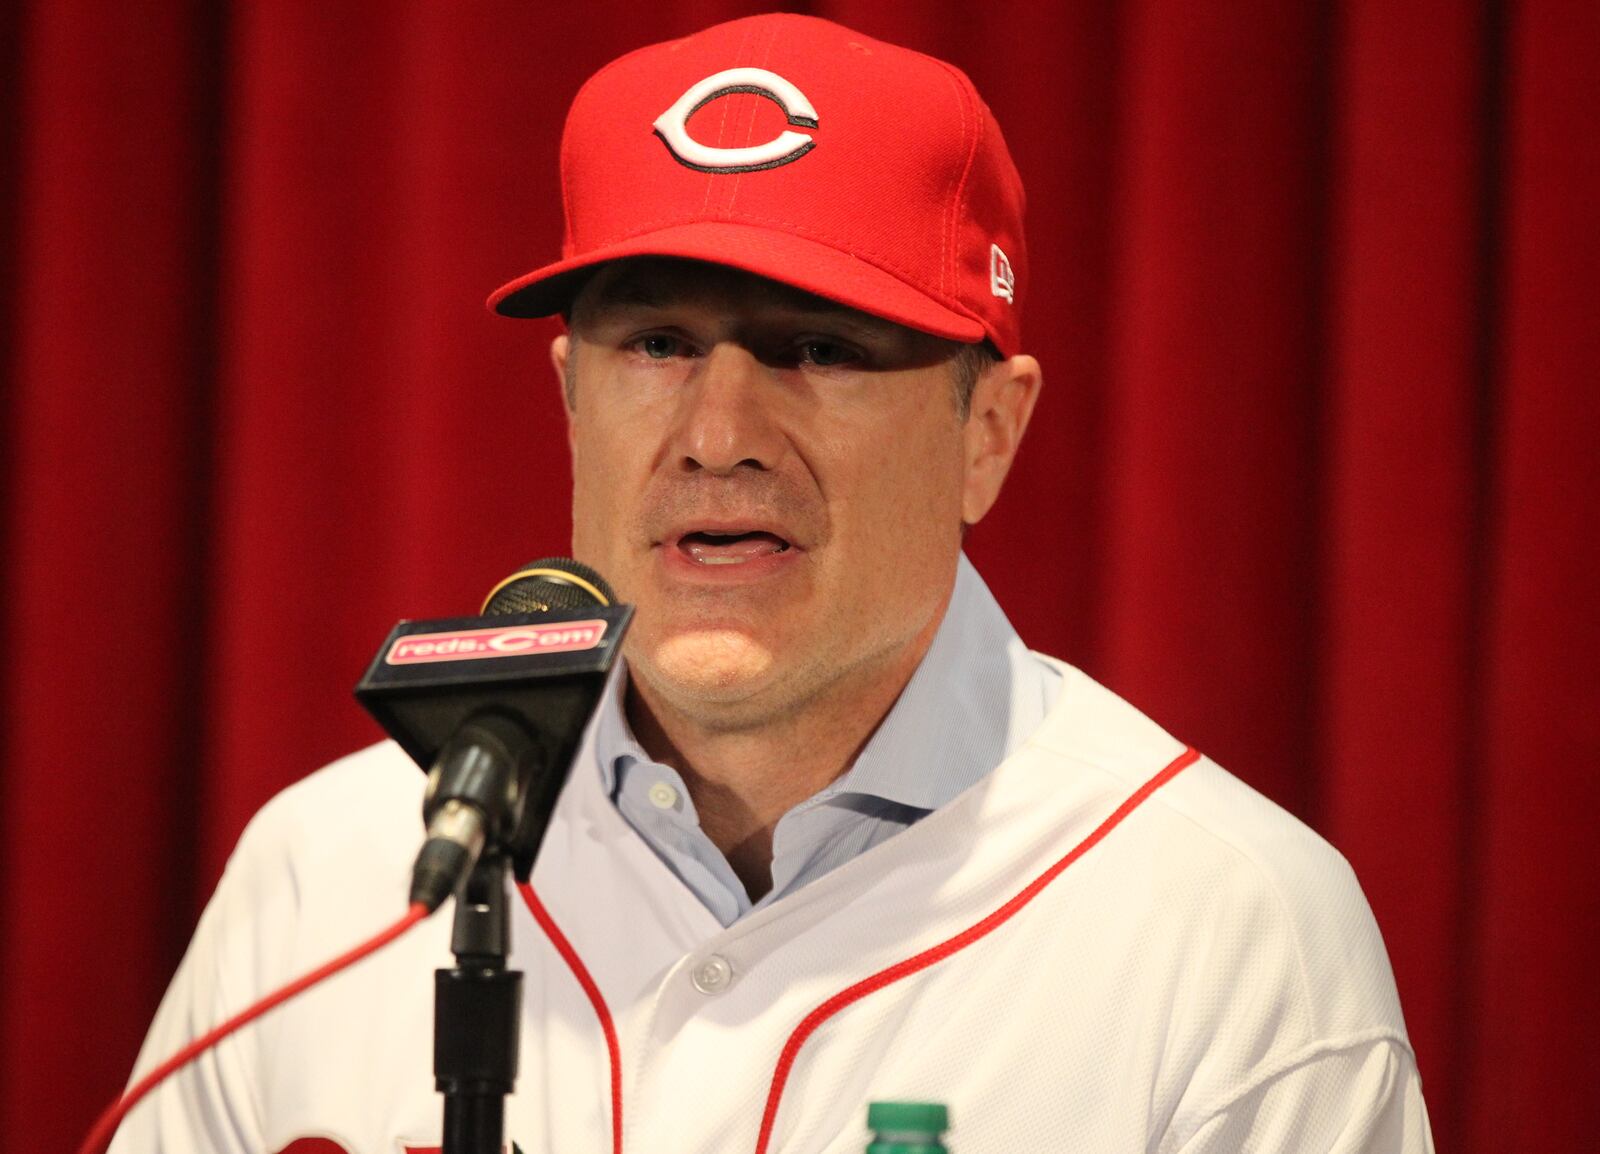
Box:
752 745 1202 1154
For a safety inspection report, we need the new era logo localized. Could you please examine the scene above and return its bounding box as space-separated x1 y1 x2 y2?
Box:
990 244 1015 303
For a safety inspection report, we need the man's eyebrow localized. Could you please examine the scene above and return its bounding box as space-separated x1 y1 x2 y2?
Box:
774 300 899 339
582 275 894 338
781 297 861 319
587 278 663 310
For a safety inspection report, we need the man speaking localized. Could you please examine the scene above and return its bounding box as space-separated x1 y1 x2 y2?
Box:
113 14 1433 1153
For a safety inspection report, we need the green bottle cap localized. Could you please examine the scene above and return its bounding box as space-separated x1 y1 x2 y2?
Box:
868 1100 949 1136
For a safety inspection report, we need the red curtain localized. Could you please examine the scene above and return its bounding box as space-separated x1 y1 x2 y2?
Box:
3 3 1595 1151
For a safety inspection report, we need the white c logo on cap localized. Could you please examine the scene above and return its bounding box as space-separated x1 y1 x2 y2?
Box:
653 67 819 173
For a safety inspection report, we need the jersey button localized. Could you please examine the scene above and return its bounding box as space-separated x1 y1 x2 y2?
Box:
647 781 678 810
691 954 734 994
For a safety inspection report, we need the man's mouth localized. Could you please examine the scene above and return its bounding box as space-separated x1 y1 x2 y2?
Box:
677 530 792 565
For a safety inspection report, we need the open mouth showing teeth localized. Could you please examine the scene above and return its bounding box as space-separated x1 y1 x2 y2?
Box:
679 530 792 565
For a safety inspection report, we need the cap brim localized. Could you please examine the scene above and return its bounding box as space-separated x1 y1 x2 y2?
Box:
487 221 988 345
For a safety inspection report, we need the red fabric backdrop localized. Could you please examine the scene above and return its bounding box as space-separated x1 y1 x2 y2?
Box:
3 2 1596 1151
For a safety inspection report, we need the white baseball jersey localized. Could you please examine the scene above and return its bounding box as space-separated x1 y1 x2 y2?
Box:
111 659 1433 1153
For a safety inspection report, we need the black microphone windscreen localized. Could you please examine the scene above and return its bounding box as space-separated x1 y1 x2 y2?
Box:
481 557 616 615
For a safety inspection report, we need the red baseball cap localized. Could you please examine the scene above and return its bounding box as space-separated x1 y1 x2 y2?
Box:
488 13 1028 354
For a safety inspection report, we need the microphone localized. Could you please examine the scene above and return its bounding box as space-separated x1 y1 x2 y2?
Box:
354 559 632 912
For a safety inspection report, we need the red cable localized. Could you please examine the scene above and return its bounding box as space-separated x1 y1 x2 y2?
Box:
752 746 1201 1154
77 901 432 1154
517 881 624 1154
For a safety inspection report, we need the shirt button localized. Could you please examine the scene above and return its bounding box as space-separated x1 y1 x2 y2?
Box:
691 954 734 995
647 781 678 810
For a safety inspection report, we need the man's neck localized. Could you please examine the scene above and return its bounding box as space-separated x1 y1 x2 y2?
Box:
623 625 938 901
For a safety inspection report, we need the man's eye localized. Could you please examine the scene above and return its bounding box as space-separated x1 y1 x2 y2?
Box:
636 334 688 360
798 340 860 367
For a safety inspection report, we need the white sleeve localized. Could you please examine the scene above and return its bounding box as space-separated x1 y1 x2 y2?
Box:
107 807 291 1154
1172 1034 1435 1154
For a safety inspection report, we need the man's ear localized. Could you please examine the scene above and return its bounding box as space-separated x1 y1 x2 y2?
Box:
550 333 571 398
961 354 1042 526
550 334 577 451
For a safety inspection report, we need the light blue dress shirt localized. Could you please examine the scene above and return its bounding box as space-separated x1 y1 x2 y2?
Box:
594 553 1062 926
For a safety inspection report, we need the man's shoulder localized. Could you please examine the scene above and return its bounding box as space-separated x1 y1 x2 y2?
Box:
1024 660 1407 1039
1028 658 1361 903
225 741 425 890
1146 755 1400 1027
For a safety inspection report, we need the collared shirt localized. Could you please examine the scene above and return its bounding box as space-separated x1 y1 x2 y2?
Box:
593 553 1062 926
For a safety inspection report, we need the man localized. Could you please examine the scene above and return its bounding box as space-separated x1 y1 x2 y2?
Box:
114 14 1433 1153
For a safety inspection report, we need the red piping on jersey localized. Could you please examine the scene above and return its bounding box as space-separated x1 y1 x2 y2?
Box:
752 745 1202 1154
518 882 624 1154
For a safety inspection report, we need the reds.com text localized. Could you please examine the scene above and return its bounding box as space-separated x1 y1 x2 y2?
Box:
385 620 607 665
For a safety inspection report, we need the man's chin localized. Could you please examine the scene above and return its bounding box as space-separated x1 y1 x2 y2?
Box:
642 629 779 703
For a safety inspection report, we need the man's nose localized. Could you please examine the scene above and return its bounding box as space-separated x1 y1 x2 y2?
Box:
672 344 784 474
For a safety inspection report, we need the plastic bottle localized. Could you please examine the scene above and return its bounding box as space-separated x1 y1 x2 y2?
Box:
866 1101 949 1153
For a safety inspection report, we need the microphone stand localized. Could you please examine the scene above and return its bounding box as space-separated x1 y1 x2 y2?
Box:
436 852 522 1154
